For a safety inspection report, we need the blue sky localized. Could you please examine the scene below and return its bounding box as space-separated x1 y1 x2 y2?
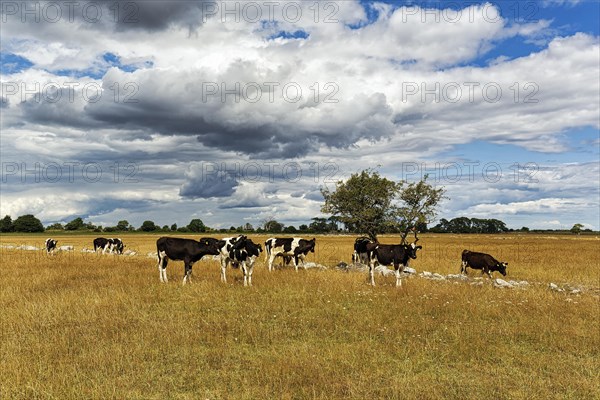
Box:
1 0 598 231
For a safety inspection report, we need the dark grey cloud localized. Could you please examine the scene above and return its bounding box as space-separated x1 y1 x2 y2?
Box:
4 1 212 33
107 1 210 32
179 170 238 199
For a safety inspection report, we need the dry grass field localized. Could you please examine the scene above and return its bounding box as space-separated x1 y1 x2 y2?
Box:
1 233 599 399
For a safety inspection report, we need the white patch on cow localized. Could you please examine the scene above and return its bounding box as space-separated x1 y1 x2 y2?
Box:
158 251 168 283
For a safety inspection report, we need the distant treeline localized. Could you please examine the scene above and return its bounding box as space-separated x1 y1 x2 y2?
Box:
0 214 594 235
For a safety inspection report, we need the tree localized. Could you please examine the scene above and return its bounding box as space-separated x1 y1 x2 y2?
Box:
187 219 206 233
116 220 130 231
262 218 284 233
140 220 158 232
170 223 178 231
0 215 14 232
283 225 298 233
321 169 401 240
298 224 309 232
396 175 447 240
64 217 85 231
570 223 584 235
321 169 446 240
46 223 64 230
13 214 44 232
309 217 329 233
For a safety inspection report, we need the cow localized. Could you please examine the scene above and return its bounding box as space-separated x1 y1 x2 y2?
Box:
110 238 125 254
369 241 422 287
352 236 376 264
93 237 110 253
156 237 225 284
45 238 57 254
461 250 508 278
218 235 263 286
93 237 125 254
264 237 316 272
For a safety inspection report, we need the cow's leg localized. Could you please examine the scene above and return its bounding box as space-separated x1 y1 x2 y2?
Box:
485 268 493 279
158 252 168 283
247 263 253 287
293 255 299 272
461 261 467 274
268 254 277 272
369 261 376 286
395 263 403 287
220 257 228 283
241 262 249 287
183 261 192 285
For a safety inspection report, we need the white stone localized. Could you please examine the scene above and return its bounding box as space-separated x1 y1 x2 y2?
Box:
493 278 514 288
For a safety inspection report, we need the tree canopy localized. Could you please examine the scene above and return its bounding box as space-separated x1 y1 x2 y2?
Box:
321 169 446 240
13 214 44 232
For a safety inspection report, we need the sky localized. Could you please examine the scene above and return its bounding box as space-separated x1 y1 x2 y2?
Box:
1 0 599 231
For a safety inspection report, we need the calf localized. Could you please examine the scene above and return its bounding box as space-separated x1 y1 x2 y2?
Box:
264 237 316 272
369 242 422 287
219 235 262 286
218 235 246 282
352 237 376 264
45 238 58 254
461 250 507 278
156 237 225 284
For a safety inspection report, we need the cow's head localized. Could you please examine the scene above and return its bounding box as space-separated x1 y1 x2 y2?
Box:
496 261 508 276
200 238 226 255
406 242 422 259
308 238 316 252
248 240 262 257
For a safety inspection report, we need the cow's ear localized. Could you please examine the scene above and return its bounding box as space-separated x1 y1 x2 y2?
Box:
416 245 422 250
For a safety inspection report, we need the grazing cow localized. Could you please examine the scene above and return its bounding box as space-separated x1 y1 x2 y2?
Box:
352 236 376 264
93 237 125 254
218 235 263 286
461 250 508 278
110 238 125 254
264 237 316 272
93 237 110 253
156 237 225 284
369 241 422 287
45 238 57 254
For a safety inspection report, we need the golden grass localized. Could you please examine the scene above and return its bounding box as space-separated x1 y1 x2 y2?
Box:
1 233 599 399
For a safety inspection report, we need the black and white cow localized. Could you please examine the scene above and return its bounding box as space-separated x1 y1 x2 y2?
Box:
218 235 263 286
45 238 58 254
264 237 316 272
110 238 125 254
369 242 422 287
352 236 376 264
156 237 225 284
93 237 110 253
461 250 508 278
93 237 124 254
